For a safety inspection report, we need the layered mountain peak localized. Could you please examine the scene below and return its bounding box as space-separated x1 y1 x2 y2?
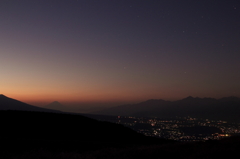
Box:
45 101 67 111
182 96 196 100
52 101 60 104
48 101 62 106
47 101 63 106
185 96 194 99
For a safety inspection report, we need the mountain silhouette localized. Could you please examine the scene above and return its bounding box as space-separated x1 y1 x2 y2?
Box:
94 96 240 122
45 101 68 111
0 94 60 113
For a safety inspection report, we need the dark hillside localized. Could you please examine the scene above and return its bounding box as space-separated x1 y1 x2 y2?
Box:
2 134 240 159
0 110 155 142
0 110 170 158
0 111 239 159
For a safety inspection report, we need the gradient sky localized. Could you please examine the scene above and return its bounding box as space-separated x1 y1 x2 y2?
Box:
1 0 240 107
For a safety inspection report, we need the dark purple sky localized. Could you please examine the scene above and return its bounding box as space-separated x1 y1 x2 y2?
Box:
1 0 240 106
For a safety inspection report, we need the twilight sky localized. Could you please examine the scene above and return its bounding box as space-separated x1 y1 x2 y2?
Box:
1 0 240 107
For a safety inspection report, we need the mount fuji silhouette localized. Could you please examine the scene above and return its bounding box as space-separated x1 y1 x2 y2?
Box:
45 101 69 111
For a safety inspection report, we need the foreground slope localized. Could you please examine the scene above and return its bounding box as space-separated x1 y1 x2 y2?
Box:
1 123 240 159
0 110 156 143
78 136 240 159
0 110 169 159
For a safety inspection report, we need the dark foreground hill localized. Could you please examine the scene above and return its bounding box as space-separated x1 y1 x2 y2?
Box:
0 110 158 142
0 110 170 158
1 115 240 159
0 111 239 158
77 136 240 159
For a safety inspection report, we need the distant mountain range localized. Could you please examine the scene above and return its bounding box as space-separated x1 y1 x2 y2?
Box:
2 94 240 122
0 94 60 113
93 96 240 122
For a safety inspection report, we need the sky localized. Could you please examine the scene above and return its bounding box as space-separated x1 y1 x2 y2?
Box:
1 0 240 107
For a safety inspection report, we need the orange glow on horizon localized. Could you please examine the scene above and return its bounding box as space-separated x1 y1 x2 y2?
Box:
2 89 172 107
